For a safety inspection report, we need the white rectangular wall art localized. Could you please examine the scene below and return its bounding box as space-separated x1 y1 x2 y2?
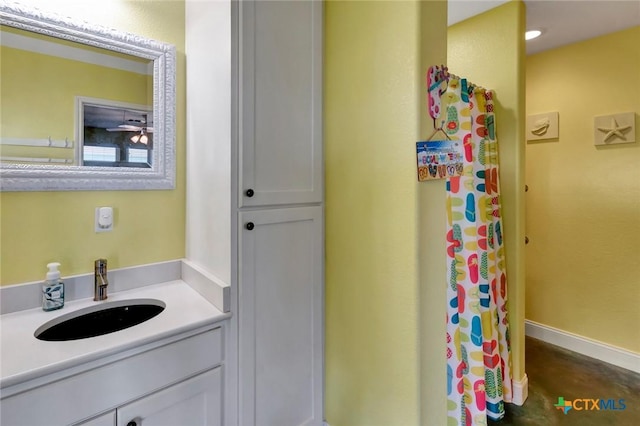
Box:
594 112 636 146
526 112 559 141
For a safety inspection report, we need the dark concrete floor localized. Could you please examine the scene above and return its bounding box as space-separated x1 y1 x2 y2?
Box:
489 337 640 426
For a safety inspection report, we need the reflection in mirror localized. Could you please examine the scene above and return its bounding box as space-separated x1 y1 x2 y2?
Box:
0 2 175 191
1 26 154 167
79 99 153 168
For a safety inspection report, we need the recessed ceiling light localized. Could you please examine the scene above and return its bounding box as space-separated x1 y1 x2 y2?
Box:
525 30 542 41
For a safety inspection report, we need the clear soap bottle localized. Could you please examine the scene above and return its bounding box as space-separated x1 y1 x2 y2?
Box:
43 262 64 311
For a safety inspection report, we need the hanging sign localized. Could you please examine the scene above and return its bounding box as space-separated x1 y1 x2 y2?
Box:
416 140 463 181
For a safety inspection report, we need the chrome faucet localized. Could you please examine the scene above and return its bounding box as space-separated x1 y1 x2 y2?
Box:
94 259 109 301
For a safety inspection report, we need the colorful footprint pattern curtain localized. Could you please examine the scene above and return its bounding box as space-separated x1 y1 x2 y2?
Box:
428 67 512 425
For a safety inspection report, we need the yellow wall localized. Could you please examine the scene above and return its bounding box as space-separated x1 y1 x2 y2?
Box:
0 0 186 285
418 3 449 423
325 1 447 424
447 0 527 383
526 26 640 353
1 41 150 162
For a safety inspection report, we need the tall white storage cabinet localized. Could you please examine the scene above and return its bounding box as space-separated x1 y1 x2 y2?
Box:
238 1 323 425
186 0 323 423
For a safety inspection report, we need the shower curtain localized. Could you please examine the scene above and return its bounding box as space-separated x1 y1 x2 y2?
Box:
428 66 512 426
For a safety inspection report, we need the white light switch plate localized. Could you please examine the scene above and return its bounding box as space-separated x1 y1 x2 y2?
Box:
95 207 113 232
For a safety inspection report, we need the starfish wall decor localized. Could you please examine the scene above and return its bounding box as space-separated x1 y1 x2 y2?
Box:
593 113 636 146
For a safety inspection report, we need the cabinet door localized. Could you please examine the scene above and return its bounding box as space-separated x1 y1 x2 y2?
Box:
239 207 323 426
239 0 323 207
116 368 222 426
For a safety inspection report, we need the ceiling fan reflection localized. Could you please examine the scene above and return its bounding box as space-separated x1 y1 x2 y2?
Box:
105 111 153 144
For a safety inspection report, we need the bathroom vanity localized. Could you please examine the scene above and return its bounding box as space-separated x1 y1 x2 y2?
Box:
0 281 230 426
1 0 324 424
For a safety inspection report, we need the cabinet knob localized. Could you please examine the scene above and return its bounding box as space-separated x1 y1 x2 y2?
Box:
245 188 254 197
525 236 530 245
246 222 255 231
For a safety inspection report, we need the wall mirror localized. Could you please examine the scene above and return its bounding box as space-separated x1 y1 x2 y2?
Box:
0 2 175 191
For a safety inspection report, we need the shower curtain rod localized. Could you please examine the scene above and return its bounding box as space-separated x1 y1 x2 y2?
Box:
434 64 487 91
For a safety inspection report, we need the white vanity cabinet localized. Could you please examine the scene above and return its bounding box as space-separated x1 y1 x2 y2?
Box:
1 326 224 426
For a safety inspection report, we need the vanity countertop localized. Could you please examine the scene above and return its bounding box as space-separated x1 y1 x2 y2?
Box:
0 280 229 390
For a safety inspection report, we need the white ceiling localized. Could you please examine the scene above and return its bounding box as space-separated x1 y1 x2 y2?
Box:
448 0 640 55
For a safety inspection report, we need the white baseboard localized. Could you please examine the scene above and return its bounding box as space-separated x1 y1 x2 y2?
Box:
511 374 528 406
525 319 640 374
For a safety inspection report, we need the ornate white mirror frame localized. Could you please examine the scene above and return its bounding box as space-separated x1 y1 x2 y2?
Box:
0 2 176 191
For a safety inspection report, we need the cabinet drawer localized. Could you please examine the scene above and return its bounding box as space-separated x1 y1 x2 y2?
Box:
1 327 222 426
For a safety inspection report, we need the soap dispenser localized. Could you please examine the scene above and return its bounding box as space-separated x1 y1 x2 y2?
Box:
43 262 64 311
